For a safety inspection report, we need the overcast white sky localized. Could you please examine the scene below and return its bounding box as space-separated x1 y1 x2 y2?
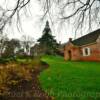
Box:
1 0 100 43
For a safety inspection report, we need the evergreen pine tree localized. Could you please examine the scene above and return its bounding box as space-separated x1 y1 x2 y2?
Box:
38 21 58 54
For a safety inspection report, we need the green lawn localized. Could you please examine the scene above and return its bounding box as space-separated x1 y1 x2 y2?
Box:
39 55 100 100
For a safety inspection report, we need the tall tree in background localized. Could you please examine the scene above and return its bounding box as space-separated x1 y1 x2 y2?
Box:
21 35 34 55
38 21 58 55
4 39 20 57
0 33 8 57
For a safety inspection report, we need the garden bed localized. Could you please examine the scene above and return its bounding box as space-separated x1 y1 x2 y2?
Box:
0 57 52 100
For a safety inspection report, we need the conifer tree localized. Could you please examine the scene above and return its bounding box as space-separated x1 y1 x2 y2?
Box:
38 21 58 54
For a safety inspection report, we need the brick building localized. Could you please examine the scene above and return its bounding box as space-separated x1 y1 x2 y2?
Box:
64 29 100 61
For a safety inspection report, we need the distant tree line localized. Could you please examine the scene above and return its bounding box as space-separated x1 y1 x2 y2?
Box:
0 34 35 57
0 21 62 58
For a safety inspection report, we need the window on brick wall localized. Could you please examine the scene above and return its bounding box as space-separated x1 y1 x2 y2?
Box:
82 47 91 56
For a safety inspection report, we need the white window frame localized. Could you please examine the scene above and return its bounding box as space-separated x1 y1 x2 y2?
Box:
82 47 91 56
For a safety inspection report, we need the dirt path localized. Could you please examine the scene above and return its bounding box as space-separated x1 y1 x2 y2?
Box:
31 63 52 100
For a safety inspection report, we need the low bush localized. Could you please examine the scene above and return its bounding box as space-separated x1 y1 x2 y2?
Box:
0 63 32 97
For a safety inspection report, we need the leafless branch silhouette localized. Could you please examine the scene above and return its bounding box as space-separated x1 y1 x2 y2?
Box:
1 0 100 35
0 0 30 32
41 0 100 35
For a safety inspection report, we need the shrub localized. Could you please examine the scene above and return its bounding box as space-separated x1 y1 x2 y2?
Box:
0 63 32 97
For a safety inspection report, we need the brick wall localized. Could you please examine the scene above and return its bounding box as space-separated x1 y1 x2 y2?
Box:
64 42 100 61
80 43 100 61
64 42 80 61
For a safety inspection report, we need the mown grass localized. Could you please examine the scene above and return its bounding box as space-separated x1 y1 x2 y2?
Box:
39 55 100 100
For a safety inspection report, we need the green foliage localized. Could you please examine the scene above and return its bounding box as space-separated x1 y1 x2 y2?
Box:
3 39 20 57
38 21 58 55
0 57 16 64
0 55 33 64
39 56 100 100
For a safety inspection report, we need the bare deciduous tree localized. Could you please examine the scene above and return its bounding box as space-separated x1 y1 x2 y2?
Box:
0 0 30 32
0 33 8 56
1 0 100 36
40 0 100 36
21 35 34 55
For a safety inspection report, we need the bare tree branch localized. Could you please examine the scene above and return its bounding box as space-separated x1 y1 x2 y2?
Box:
0 0 100 37
0 0 30 32
40 0 100 37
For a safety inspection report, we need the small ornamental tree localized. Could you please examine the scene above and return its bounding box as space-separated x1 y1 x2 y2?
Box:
38 21 58 55
4 39 20 57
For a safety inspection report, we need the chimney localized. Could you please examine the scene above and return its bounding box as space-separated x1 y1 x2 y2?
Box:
69 38 72 42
